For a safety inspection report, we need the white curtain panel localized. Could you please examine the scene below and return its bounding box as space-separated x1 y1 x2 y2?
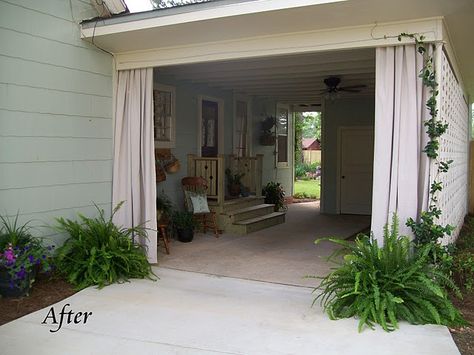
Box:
371 44 432 241
112 68 157 263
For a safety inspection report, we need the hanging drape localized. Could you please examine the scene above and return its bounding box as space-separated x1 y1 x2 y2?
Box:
112 68 157 263
371 44 433 240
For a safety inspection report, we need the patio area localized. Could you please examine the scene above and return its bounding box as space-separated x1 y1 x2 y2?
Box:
158 201 371 287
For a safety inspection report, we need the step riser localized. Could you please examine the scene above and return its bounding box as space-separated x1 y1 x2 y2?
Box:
227 214 285 235
246 214 285 234
223 198 265 213
232 205 275 223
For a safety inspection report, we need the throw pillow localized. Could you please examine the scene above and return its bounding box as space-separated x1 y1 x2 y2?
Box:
189 192 210 214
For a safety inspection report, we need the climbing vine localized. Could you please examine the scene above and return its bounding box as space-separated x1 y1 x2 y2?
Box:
396 33 454 252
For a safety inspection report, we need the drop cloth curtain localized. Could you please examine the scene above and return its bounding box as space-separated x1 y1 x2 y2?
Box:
112 68 157 263
371 44 433 241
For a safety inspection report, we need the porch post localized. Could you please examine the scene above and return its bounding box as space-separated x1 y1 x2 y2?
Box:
187 154 197 176
256 154 263 197
217 155 225 206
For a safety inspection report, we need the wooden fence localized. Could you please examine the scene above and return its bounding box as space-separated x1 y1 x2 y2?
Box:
302 150 321 165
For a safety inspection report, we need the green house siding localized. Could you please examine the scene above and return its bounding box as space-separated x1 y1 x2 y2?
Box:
0 0 113 243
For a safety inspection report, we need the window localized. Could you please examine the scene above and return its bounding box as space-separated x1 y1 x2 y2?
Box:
235 100 248 157
277 105 289 166
153 84 176 148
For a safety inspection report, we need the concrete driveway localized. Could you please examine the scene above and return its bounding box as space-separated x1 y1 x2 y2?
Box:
0 267 460 355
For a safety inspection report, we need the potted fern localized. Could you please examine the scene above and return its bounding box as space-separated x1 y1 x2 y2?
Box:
156 192 173 222
262 181 286 211
172 211 197 243
225 168 245 197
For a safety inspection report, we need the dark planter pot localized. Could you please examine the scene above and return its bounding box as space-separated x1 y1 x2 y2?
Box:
0 268 33 298
228 184 241 197
176 228 194 243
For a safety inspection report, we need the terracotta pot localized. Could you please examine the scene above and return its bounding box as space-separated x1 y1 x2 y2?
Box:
165 160 180 173
228 183 241 197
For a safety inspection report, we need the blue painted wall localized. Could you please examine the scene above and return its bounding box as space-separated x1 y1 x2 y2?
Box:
321 97 375 214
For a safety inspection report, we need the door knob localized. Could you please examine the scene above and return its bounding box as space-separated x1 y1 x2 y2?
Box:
341 176 345 179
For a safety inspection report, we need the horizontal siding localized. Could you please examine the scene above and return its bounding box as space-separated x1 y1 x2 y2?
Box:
0 55 112 97
0 182 112 215
0 0 98 28
0 160 112 190
0 0 98 50
0 28 112 76
0 0 113 243
0 83 112 118
0 110 112 138
0 137 112 162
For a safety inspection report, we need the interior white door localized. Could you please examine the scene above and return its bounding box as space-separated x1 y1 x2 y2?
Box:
339 127 374 215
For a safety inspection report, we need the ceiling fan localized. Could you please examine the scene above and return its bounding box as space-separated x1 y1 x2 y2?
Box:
320 76 367 94
298 103 321 108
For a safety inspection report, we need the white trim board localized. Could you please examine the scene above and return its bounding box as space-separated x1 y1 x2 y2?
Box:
113 18 443 70
82 0 345 37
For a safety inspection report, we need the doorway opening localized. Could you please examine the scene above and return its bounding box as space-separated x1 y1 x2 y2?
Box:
293 111 322 202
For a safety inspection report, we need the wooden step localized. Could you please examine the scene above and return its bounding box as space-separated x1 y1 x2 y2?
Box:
221 196 266 213
229 204 276 222
229 212 286 234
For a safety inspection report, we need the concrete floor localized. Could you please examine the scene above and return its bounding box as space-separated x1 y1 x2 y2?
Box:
159 201 371 287
0 268 460 355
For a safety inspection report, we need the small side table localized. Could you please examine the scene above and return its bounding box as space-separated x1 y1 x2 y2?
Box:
158 218 170 255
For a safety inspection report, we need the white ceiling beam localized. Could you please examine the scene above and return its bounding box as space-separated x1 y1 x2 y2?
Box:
209 76 375 90
187 68 375 85
160 59 375 80
159 50 375 74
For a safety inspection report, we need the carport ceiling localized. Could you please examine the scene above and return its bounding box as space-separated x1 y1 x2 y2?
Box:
156 48 375 106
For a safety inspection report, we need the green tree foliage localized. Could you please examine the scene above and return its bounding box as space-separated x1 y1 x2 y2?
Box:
294 112 303 166
301 112 321 139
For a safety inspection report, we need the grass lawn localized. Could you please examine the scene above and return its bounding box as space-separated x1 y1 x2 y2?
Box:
293 179 320 199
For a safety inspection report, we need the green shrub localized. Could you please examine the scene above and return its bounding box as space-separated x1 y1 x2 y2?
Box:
293 191 318 199
295 162 321 179
262 182 286 212
295 164 306 179
450 217 474 292
313 215 466 332
55 203 155 290
453 250 474 291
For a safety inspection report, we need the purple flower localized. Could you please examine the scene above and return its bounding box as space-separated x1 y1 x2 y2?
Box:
4 249 15 262
36 259 41 265
42 255 46 259
16 269 26 280
28 255 35 263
